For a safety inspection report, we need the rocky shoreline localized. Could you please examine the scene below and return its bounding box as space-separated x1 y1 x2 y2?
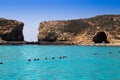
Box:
0 41 120 46
0 41 73 45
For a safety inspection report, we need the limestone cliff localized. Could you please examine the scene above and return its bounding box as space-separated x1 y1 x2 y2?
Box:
38 15 120 44
0 18 24 42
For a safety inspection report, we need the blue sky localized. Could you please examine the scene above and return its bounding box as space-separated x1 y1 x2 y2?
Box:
0 0 120 41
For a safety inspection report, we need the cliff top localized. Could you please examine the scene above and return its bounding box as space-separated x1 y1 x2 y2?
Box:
0 18 24 27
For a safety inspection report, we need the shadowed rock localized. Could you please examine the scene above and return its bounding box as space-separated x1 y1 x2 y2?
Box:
43 32 58 42
93 32 109 43
0 18 24 42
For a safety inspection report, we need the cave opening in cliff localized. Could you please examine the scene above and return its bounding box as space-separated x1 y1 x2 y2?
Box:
93 31 109 43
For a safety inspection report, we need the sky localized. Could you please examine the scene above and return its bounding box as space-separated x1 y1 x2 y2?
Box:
0 0 120 41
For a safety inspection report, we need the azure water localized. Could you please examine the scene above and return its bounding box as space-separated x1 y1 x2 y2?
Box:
0 45 120 80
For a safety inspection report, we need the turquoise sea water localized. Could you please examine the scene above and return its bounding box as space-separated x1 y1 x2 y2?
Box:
0 45 120 80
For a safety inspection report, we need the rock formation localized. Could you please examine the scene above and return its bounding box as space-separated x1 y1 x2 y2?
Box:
0 18 24 42
38 15 120 44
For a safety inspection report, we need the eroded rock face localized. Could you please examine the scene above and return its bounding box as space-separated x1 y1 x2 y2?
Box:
0 18 24 41
38 15 120 44
43 32 58 42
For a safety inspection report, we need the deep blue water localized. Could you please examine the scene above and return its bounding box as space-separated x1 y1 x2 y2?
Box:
0 45 120 80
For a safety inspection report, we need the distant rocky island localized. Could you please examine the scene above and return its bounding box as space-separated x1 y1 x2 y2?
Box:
0 15 120 45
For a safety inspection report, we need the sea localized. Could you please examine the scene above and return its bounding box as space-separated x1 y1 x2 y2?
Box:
0 45 120 80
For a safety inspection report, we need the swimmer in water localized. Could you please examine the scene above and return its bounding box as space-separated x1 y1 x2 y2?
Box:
0 62 3 64
94 53 97 55
28 59 31 62
109 52 112 54
63 56 67 58
34 58 37 61
37 58 39 60
52 57 55 60
64 56 67 58
45 57 47 60
59 56 62 59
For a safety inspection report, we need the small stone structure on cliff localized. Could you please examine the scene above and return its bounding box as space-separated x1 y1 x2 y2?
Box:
38 15 120 44
0 18 24 42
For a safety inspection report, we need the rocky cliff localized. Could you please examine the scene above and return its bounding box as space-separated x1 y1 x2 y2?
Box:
38 15 120 44
0 18 24 42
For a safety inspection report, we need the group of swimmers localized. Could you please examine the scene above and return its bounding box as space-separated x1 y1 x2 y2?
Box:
27 56 67 62
94 51 120 55
1 51 120 64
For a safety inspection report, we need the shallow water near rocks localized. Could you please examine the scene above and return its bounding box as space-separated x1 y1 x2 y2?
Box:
0 45 120 80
